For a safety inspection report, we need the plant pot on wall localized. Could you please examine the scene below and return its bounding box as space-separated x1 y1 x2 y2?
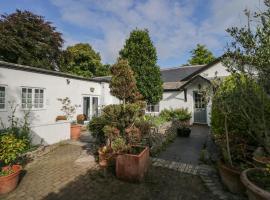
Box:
116 146 150 182
217 161 245 194
0 165 22 194
177 127 191 137
241 168 270 200
70 124 82 140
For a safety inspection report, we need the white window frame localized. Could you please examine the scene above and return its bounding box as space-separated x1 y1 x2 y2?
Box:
0 85 7 111
21 87 46 110
145 103 160 114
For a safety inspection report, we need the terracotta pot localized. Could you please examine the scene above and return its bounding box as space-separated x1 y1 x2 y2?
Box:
241 168 270 200
0 165 22 194
218 161 245 194
253 156 270 168
116 146 150 182
70 124 81 140
55 115 67 121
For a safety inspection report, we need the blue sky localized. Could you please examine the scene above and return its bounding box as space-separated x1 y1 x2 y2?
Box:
0 0 264 68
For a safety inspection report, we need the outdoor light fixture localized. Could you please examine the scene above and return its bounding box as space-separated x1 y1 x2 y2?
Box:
66 79 70 85
90 87 95 92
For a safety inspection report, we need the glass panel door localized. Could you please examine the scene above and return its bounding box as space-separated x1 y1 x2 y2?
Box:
83 97 90 120
91 97 99 118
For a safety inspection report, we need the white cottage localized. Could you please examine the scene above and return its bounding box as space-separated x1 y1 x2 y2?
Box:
0 59 230 144
0 61 118 145
146 59 231 126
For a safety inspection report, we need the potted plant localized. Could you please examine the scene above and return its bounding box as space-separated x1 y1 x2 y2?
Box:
0 134 27 194
57 97 82 140
177 126 191 137
55 115 67 121
211 75 258 194
91 59 149 182
240 165 270 200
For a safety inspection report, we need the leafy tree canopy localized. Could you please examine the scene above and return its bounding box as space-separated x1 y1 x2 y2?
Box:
0 10 63 70
225 0 270 93
110 59 141 103
188 44 215 65
119 29 163 104
60 43 110 78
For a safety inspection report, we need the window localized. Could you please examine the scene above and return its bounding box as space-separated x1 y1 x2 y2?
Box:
22 87 44 109
146 103 159 113
0 86 6 110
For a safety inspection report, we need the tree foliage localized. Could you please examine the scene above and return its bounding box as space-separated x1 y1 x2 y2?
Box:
119 29 163 104
225 1 270 94
211 74 270 166
0 10 63 70
188 44 215 65
110 59 142 104
60 43 109 78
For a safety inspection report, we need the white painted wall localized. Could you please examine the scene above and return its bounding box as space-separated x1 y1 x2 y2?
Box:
200 62 231 79
30 121 70 145
159 61 231 126
0 66 118 144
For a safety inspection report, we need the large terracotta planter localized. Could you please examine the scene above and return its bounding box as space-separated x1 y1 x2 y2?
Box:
116 146 150 182
0 165 22 194
241 168 270 200
70 124 81 140
218 161 245 194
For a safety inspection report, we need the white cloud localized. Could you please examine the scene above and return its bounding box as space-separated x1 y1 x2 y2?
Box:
51 0 264 65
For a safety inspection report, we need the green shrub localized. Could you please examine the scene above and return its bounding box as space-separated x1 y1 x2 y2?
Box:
0 134 27 166
211 74 270 167
111 136 128 153
159 108 191 122
88 116 107 144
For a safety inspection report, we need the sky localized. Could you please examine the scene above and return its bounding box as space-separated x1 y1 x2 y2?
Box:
0 0 265 68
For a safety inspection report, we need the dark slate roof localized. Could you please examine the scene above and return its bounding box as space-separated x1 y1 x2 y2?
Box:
161 65 205 82
0 61 109 83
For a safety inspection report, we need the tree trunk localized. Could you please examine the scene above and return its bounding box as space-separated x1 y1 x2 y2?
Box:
225 115 233 166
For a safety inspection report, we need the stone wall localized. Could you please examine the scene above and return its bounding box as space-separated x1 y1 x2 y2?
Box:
142 120 179 156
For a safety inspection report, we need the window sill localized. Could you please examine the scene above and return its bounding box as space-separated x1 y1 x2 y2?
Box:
0 109 7 112
20 108 46 111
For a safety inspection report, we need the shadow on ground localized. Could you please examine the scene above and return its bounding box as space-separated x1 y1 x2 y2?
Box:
43 166 216 200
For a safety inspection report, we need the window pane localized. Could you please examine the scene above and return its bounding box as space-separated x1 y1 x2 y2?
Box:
39 103 43 108
22 104 26 108
28 89 32 93
35 89 39 93
0 104 4 109
22 88 26 93
0 87 5 92
0 98 4 104
40 89 44 93
34 103 38 108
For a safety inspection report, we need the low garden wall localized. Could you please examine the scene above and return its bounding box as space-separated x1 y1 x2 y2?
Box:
30 121 70 145
144 120 179 156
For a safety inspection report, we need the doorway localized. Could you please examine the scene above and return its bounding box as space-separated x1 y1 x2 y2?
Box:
83 96 99 121
193 91 207 124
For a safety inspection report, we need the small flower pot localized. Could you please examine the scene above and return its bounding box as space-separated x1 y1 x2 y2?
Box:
116 146 150 182
0 165 22 194
70 124 81 140
217 161 245 194
241 168 270 200
253 156 270 168
177 127 191 137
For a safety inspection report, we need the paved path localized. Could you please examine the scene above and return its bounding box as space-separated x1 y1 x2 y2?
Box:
158 125 209 165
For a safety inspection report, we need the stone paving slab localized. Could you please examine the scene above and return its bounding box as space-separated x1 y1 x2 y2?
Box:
157 125 209 165
151 158 246 200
